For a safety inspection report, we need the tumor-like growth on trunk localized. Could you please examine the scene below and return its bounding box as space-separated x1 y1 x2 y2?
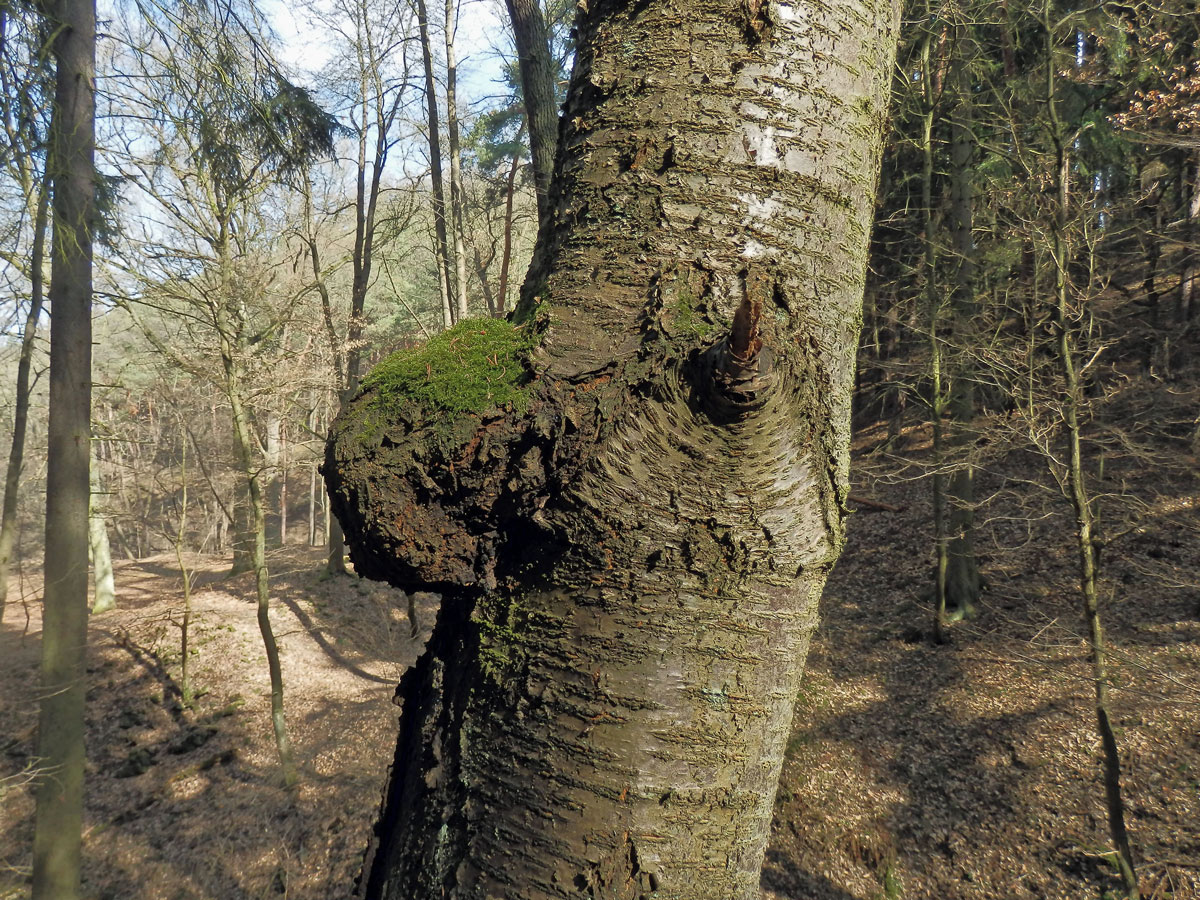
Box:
325 0 898 897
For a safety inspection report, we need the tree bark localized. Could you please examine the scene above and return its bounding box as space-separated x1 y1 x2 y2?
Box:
415 0 454 325
32 0 95 894
1043 7 1138 893
327 0 898 896
917 9 951 642
1178 151 1199 323
224 354 297 787
497 140 522 315
944 19 979 620
89 452 116 614
503 0 557 235
444 0 469 321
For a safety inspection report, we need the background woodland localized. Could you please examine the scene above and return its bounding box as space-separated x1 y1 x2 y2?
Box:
1 0 1199 897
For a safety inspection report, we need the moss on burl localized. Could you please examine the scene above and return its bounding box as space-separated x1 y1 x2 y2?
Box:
363 317 539 416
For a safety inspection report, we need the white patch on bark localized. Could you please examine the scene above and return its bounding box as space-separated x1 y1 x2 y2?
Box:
741 239 767 259
739 192 779 221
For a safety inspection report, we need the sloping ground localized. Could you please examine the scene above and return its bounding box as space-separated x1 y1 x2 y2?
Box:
763 413 1200 900
2 404 1198 900
0 547 432 900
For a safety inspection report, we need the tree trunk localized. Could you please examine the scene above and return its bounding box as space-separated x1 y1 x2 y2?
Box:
944 19 979 620
225 359 297 787
0 168 48 625
917 11 951 642
497 140 522 315
444 0 469 321
503 0 557 235
89 455 116 614
1178 151 1199 323
176 430 195 706
1044 8 1138 894
230 480 255 575
264 413 283 546
32 0 95 894
415 0 454 324
328 0 899 896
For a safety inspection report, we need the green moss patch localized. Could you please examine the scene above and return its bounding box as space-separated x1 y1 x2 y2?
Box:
363 318 538 415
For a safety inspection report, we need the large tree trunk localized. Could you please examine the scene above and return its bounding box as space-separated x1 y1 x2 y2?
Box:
327 0 898 896
32 0 95 894
503 0 557 235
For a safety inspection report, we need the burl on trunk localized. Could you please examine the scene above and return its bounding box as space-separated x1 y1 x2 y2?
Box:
325 0 898 896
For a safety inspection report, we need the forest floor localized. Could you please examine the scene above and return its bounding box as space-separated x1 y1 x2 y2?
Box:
2 400 1199 899
0 548 433 900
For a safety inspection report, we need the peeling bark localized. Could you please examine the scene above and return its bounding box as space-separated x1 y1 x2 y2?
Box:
327 0 898 896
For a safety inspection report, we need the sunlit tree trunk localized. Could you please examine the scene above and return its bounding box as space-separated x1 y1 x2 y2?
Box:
221 340 297 787
31 0 95 894
444 0 469 320
88 450 116 614
1178 151 1199 322
329 0 899 895
415 0 454 325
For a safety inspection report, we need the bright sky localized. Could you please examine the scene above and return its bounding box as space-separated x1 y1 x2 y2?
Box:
263 0 511 109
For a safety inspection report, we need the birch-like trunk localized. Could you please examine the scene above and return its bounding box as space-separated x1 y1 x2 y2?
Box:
415 0 454 324
329 0 898 896
444 0 469 321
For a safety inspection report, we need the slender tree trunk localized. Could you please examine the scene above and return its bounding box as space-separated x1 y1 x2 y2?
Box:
330 0 899 894
88 453 116 614
1044 8 1138 894
496 138 522 316
1178 151 1199 323
944 20 979 619
176 431 194 706
0 169 48 625
502 0 557 236
309 461 317 547
415 0 454 323
225 362 297 787
279 425 288 546
230 481 254 575
32 0 95 895
473 246 498 316
444 0 469 321
917 14 951 642
264 413 283 546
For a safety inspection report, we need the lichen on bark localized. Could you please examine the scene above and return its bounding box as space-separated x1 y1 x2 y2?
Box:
326 0 899 897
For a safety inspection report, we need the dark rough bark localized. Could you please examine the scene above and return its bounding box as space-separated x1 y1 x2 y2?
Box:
31 0 95 894
503 0 558 234
944 22 979 619
327 0 898 896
